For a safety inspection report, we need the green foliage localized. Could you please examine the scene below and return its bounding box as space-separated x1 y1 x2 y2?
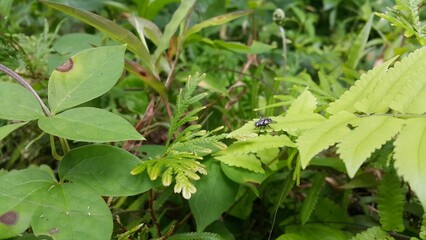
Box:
376 0 426 45
298 46 426 208
0 167 112 240
132 73 226 199
300 173 326 224
349 226 394 240
378 171 405 232
168 232 223 240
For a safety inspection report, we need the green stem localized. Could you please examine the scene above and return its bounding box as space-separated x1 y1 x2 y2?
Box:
50 135 63 160
279 26 287 77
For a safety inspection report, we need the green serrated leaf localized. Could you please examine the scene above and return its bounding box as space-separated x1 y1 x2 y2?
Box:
338 116 404 178
301 173 326 225
284 224 349 240
273 114 326 135
215 135 295 156
38 107 144 142
214 154 264 173
298 111 357 169
48 45 126 113
0 122 27 141
59 145 158 196
378 171 405 232
356 46 426 114
349 226 394 240
327 57 397 114
189 159 238 232
31 183 112 240
394 118 426 208
0 82 44 121
168 232 223 240
287 88 317 116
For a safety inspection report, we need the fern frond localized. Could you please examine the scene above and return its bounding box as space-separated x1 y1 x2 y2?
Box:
337 116 405 177
300 173 326 225
167 73 207 146
273 114 325 135
171 133 227 156
376 0 426 45
314 197 350 228
168 232 223 240
394 118 426 208
327 57 396 114
349 226 394 240
297 111 357 169
355 46 426 114
378 171 405 232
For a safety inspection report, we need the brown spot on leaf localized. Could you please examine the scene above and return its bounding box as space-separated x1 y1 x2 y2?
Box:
49 227 59 234
0 211 18 225
56 58 73 72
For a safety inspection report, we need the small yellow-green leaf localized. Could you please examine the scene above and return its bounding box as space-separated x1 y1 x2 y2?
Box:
338 116 404 178
215 154 264 173
38 107 144 142
48 45 126 113
394 118 426 208
0 82 44 121
287 88 317 116
298 112 357 169
0 122 27 141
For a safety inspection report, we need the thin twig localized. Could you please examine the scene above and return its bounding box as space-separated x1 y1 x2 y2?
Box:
0 64 51 116
149 189 161 237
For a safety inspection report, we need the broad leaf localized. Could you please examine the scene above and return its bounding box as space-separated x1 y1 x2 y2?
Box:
153 0 195 62
337 116 404 178
31 183 112 240
298 112 357 169
0 82 44 121
221 163 270 197
394 118 426 208
327 56 397 114
0 122 27 141
48 45 126 113
59 145 158 196
189 159 238 232
0 169 55 239
38 107 144 142
185 10 253 39
41 1 157 76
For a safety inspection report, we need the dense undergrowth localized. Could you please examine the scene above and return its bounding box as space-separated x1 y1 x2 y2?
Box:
1 0 426 239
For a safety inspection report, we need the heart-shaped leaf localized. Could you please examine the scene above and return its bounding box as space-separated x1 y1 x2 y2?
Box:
31 183 112 240
48 45 126 113
38 107 144 142
59 145 159 196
